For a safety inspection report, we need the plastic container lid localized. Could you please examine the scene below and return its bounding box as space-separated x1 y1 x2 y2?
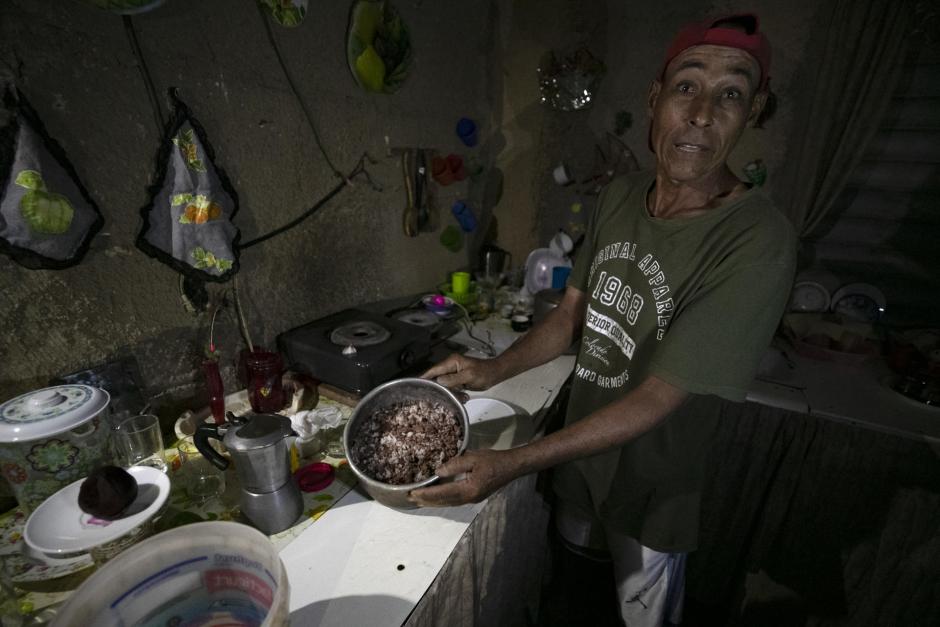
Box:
0 384 110 443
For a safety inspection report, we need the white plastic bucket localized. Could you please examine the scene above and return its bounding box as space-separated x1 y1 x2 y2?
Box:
52 521 289 626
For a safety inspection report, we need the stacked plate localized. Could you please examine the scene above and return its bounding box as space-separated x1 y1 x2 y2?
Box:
23 466 170 561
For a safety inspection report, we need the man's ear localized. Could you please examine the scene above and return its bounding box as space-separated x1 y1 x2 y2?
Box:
747 91 768 127
647 80 661 117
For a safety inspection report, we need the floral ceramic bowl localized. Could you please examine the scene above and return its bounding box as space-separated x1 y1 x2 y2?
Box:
0 385 111 513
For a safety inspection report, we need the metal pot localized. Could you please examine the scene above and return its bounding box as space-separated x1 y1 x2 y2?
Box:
343 378 469 509
0 385 111 513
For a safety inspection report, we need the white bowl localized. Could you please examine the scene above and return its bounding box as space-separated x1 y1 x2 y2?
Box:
465 398 532 451
51 521 290 626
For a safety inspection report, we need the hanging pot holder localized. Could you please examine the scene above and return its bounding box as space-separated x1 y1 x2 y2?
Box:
0 89 104 269
347 0 412 94
136 93 240 282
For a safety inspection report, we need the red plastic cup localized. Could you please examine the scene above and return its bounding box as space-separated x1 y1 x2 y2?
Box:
432 156 455 186
446 154 466 181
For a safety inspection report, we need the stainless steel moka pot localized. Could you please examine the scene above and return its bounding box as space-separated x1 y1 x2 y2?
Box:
195 412 302 534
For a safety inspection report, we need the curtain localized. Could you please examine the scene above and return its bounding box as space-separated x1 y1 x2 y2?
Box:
686 397 940 625
779 0 916 236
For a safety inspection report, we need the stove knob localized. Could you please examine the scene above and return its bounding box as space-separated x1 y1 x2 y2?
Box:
399 349 415 369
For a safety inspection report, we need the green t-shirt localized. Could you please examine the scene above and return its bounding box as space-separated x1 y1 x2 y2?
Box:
554 171 797 552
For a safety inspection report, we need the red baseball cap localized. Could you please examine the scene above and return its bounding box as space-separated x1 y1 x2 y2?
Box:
660 14 771 91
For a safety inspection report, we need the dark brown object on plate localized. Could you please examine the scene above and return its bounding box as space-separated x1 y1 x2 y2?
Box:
78 466 138 520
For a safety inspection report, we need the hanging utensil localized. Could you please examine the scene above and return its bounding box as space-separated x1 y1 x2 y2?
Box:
401 148 418 237
415 149 429 232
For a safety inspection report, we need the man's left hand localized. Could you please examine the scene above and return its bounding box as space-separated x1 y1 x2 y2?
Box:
409 448 521 507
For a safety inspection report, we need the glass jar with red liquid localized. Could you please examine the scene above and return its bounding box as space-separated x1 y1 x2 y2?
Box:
245 350 286 413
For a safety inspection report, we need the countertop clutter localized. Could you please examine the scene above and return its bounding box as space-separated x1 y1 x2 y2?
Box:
3 313 935 625
751 337 940 443
280 316 576 625
0 314 575 626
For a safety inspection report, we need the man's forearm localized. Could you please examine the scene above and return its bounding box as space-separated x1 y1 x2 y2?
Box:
512 375 688 476
490 288 585 381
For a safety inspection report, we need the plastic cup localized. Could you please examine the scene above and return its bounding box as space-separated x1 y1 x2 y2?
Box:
456 117 478 147
451 271 471 295
432 156 454 186
451 200 477 232
552 266 572 289
113 414 167 473
440 225 463 252
176 437 225 505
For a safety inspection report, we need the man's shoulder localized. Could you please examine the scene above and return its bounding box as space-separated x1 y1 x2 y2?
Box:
724 189 798 266
738 190 797 239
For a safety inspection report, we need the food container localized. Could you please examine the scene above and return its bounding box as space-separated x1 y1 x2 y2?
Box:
344 378 469 509
51 521 290 626
0 385 111 513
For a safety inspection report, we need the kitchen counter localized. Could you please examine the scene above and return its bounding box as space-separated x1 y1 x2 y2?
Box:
281 316 576 625
750 338 940 444
280 320 939 624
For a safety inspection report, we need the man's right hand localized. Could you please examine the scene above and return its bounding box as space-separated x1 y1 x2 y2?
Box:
421 353 501 391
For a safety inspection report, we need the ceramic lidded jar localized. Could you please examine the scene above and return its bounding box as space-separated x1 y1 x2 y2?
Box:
0 385 111 513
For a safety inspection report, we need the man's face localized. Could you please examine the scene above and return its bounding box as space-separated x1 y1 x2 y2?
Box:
648 44 766 186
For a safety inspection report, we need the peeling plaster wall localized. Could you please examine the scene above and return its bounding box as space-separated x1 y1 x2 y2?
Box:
0 0 498 410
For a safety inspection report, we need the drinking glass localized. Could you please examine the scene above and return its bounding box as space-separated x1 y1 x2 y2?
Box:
176 437 225 505
113 414 167 472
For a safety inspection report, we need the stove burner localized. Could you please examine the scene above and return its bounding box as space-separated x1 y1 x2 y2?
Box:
393 309 442 331
330 321 392 347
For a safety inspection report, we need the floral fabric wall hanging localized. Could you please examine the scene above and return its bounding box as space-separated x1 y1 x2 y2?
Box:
0 89 104 270
136 94 240 282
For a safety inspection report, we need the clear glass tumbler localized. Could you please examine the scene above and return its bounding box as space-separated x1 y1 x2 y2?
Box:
176 437 225 505
113 414 167 473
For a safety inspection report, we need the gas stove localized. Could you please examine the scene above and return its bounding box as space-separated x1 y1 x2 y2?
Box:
277 301 460 396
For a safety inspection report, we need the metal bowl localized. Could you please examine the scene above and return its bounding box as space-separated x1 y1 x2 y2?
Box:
343 378 469 509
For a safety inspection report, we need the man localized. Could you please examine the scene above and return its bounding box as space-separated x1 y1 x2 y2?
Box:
414 14 796 626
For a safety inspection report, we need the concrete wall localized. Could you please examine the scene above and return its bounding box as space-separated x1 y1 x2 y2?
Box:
0 0 826 413
0 0 498 410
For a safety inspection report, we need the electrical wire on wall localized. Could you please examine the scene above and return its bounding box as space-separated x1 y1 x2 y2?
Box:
238 152 378 249
120 8 387 361
255 1 345 182
122 11 383 257
122 16 165 138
